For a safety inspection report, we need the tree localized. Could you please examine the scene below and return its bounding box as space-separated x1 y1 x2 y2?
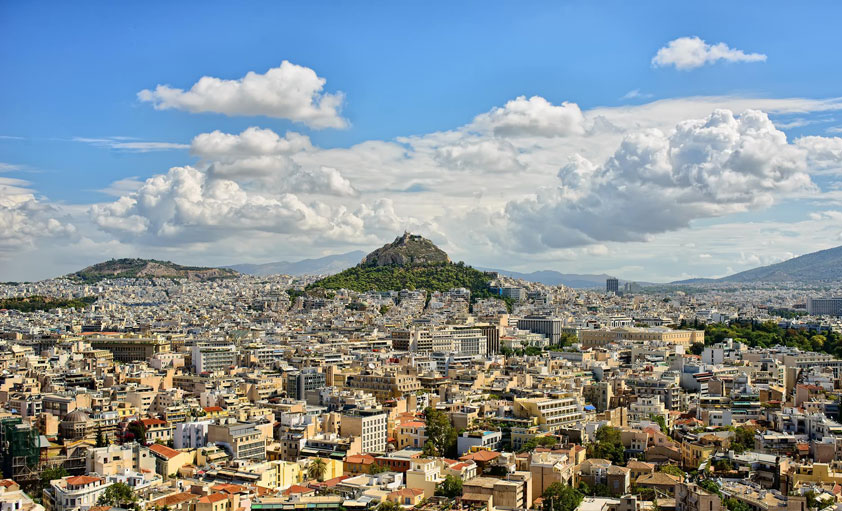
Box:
436 475 463 498
730 426 756 453
39 466 68 495
422 407 456 457
698 480 721 496
658 464 685 479
98 482 138 510
689 343 705 356
650 415 669 436
588 426 625 465
724 498 750 511
126 420 147 444
308 457 328 482
95 426 106 448
369 463 389 475
543 483 583 511
376 500 402 511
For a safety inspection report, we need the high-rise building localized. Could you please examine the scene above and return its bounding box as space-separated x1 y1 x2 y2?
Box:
191 344 237 373
287 369 326 400
606 277 619 294
806 297 842 316
517 317 563 345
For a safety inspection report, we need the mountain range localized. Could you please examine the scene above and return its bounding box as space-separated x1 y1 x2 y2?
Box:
673 245 842 284
226 251 366 276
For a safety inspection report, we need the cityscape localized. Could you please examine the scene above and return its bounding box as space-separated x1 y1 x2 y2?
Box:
3 4 842 511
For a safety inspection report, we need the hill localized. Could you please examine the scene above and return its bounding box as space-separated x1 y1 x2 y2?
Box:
0 295 96 312
309 234 496 298
227 250 365 276
362 232 449 267
672 245 842 284
69 258 238 282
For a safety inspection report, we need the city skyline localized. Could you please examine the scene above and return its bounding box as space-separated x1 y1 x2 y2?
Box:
3 2 842 281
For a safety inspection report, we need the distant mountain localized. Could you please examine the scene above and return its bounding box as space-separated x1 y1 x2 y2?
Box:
69 258 238 282
673 245 842 284
227 251 366 276
310 233 497 297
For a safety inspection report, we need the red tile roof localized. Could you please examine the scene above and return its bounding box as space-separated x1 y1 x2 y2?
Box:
198 493 229 504
149 443 182 459
66 476 102 485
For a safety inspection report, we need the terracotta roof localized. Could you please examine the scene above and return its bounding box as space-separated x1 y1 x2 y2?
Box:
66 476 102 485
637 472 681 485
198 493 229 504
153 493 199 507
283 485 315 496
204 406 224 412
345 454 375 464
0 480 17 488
212 483 248 494
459 450 500 462
149 443 182 459
89 506 111 511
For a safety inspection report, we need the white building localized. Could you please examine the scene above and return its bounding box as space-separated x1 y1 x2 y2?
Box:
192 345 237 373
174 420 213 449
47 476 112 511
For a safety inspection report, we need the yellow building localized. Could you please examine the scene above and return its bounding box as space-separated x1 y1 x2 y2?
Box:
681 441 716 470
149 444 195 477
305 457 343 482
579 327 704 348
513 395 585 431
269 460 304 490
791 464 842 487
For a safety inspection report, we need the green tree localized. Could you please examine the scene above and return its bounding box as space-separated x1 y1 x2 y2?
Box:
369 463 389 475
730 426 755 454
658 464 685 479
376 500 402 511
698 480 721 496
650 415 669 435
543 483 584 511
435 475 463 498
308 457 328 482
724 498 750 511
588 426 625 465
422 407 456 457
39 466 68 495
95 426 106 448
126 420 147 444
98 482 138 510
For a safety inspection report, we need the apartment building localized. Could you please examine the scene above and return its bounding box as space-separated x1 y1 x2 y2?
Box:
340 408 388 454
192 345 237 374
344 372 421 400
207 421 266 460
45 476 112 511
513 395 586 432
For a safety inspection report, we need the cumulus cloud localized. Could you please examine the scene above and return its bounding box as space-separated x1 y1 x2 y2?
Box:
89 166 389 245
471 96 586 137
190 127 355 196
652 36 767 70
796 136 842 172
138 61 347 128
500 109 812 250
434 139 524 173
0 177 75 257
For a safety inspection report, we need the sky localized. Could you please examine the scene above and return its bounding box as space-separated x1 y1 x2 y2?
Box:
2 1 842 282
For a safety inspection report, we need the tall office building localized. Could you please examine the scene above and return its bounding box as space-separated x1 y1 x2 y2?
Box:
517 317 563 345
287 369 326 400
606 277 619 294
806 297 842 316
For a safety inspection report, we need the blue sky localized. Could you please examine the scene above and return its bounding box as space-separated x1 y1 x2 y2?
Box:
2 1 842 281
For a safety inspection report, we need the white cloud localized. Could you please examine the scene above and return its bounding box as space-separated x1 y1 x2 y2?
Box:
620 89 653 100
498 109 812 250
73 137 188 151
796 136 842 172
0 177 75 258
138 61 347 129
98 177 145 197
471 96 585 137
652 36 767 70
